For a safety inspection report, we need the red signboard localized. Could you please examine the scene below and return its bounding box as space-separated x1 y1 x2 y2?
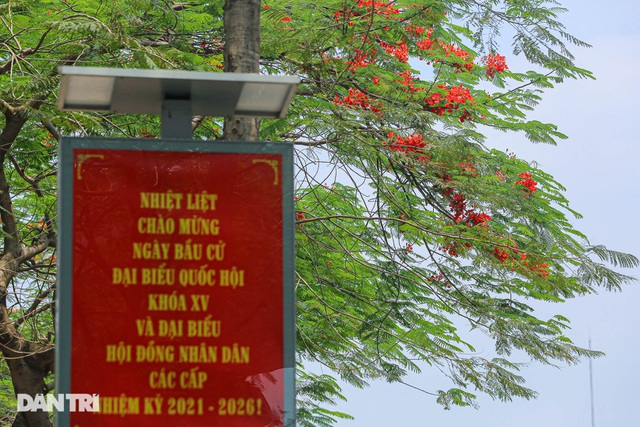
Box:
58 139 294 427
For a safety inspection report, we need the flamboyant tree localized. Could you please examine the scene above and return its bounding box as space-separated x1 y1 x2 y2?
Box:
0 1 637 426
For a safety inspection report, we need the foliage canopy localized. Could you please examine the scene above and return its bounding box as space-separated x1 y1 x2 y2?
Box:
0 0 636 426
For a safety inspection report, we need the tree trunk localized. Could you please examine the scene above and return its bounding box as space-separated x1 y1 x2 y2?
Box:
0 253 55 427
223 0 261 140
7 351 54 427
0 104 55 427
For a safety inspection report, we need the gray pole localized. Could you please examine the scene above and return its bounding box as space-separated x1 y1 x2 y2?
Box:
589 335 595 427
161 98 193 139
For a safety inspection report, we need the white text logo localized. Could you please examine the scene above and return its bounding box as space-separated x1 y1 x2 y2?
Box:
17 394 99 412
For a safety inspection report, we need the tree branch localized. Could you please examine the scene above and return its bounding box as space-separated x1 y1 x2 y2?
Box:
0 28 51 75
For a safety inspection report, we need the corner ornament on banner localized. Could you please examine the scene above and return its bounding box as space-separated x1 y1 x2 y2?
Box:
252 159 280 185
76 154 105 180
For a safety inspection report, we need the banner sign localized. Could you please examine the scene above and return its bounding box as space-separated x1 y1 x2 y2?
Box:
56 138 295 427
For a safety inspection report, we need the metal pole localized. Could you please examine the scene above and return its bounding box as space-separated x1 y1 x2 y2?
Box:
589 335 595 427
161 98 193 139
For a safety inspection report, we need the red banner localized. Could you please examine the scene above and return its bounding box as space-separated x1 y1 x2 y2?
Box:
67 146 289 426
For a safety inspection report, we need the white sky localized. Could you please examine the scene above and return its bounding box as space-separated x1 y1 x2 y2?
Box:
332 1 640 425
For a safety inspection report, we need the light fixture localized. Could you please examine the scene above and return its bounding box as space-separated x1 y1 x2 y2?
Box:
57 66 300 138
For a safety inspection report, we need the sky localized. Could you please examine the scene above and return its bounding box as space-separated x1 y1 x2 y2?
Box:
330 1 640 425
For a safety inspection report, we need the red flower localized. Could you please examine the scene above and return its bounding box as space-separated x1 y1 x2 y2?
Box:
345 49 371 72
459 109 473 123
380 40 409 63
467 212 491 226
494 247 508 263
460 161 477 176
356 0 400 16
444 242 459 257
483 53 508 78
425 85 475 117
385 132 429 162
395 70 422 94
515 172 538 196
437 42 474 72
334 88 382 115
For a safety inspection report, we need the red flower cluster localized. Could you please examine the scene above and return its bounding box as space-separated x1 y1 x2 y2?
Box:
448 193 491 226
467 212 491 226
417 37 434 51
333 10 355 26
345 49 371 72
482 53 508 78
412 27 474 72
459 109 473 123
428 273 445 282
333 0 400 25
429 167 492 258
448 193 467 220
410 25 510 82
439 41 474 72
446 85 474 103
515 172 537 196
379 40 409 62
415 27 436 52
42 135 53 147
443 242 460 257
385 131 429 161
493 247 509 263
395 70 421 94
526 262 550 277
442 241 473 258
356 0 400 15
428 272 454 289
425 93 443 112
492 245 548 276
406 25 427 36
426 85 474 116
460 161 477 177
493 245 526 263
334 88 382 114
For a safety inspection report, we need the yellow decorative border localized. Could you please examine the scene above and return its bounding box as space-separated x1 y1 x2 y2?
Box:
76 154 105 180
252 159 279 185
